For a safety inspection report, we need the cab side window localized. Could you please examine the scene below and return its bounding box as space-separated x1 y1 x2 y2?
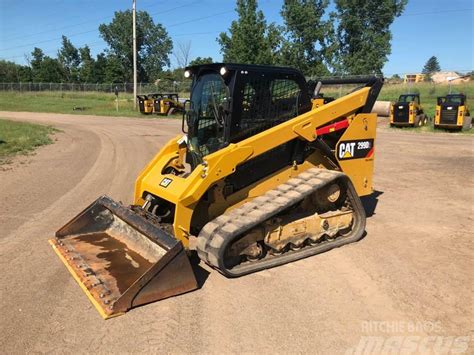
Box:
233 76 308 143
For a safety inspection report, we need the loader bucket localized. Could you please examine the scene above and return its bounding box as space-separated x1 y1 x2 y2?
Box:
49 195 198 319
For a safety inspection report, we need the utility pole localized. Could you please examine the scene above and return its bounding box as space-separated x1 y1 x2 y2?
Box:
132 0 137 109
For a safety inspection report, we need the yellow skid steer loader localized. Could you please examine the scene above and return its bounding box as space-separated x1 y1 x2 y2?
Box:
434 94 471 130
50 64 383 318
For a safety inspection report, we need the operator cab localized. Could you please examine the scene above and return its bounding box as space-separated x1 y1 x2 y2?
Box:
182 63 312 166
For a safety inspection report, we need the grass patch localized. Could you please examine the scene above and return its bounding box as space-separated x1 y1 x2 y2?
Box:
323 81 473 119
323 81 474 135
0 82 472 126
0 91 184 118
0 118 58 162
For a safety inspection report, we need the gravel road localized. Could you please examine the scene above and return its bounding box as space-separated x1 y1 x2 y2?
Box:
0 112 472 353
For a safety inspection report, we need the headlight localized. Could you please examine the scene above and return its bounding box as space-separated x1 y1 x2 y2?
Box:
220 66 227 76
184 70 191 78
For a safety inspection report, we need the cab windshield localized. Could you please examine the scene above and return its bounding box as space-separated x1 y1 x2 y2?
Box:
187 73 229 159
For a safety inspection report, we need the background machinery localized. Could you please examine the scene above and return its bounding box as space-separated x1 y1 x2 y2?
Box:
50 63 383 319
434 94 471 130
137 94 156 114
153 93 184 116
390 93 428 127
137 93 184 116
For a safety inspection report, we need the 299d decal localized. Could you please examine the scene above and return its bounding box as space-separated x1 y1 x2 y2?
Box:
337 139 374 160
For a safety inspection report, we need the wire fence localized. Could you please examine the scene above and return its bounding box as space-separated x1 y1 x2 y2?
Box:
0 78 399 95
0 81 191 94
0 73 470 95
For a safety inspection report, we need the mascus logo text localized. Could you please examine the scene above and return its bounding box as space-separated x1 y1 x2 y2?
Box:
337 139 374 160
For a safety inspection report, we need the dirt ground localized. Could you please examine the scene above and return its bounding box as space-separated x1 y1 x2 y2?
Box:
0 111 472 354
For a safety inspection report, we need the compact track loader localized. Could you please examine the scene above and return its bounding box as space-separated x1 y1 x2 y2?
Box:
137 94 155 114
390 94 428 127
434 94 471 130
153 93 184 116
50 64 383 318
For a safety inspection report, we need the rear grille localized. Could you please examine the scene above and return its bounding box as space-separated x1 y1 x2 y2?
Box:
393 104 409 122
440 107 458 124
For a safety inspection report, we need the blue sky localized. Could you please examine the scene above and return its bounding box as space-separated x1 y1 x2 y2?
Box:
0 0 472 76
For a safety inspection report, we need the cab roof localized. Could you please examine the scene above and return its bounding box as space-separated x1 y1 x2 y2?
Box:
184 62 305 77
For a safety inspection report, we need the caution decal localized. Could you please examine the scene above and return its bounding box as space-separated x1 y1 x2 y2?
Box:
337 139 374 160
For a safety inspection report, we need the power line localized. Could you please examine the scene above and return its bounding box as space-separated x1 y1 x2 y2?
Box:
3 5 472 44
4 0 196 42
2 5 471 62
0 29 100 52
2 41 106 61
166 9 234 27
0 6 230 53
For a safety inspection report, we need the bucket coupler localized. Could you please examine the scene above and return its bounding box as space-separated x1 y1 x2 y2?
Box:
49 195 198 319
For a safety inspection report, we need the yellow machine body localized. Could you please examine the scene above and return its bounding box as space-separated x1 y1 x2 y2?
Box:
135 87 377 248
153 93 184 116
434 94 471 130
311 96 335 109
137 95 155 114
390 94 427 127
50 64 382 318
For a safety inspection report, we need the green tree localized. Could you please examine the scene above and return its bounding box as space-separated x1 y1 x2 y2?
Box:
78 45 95 83
94 53 108 83
218 0 279 64
280 0 333 76
0 60 17 82
99 10 173 82
40 57 63 82
57 35 80 82
188 57 214 66
422 56 441 75
30 47 44 78
104 55 126 83
334 0 407 75
0 60 32 82
16 65 33 82
29 47 63 82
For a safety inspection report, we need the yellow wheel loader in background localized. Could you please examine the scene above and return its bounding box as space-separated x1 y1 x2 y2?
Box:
390 94 428 127
50 64 383 319
434 94 471 131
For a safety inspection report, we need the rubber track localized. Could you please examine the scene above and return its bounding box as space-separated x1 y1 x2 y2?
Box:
196 168 366 277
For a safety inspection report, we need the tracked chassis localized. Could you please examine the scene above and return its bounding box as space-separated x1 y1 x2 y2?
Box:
196 168 366 277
